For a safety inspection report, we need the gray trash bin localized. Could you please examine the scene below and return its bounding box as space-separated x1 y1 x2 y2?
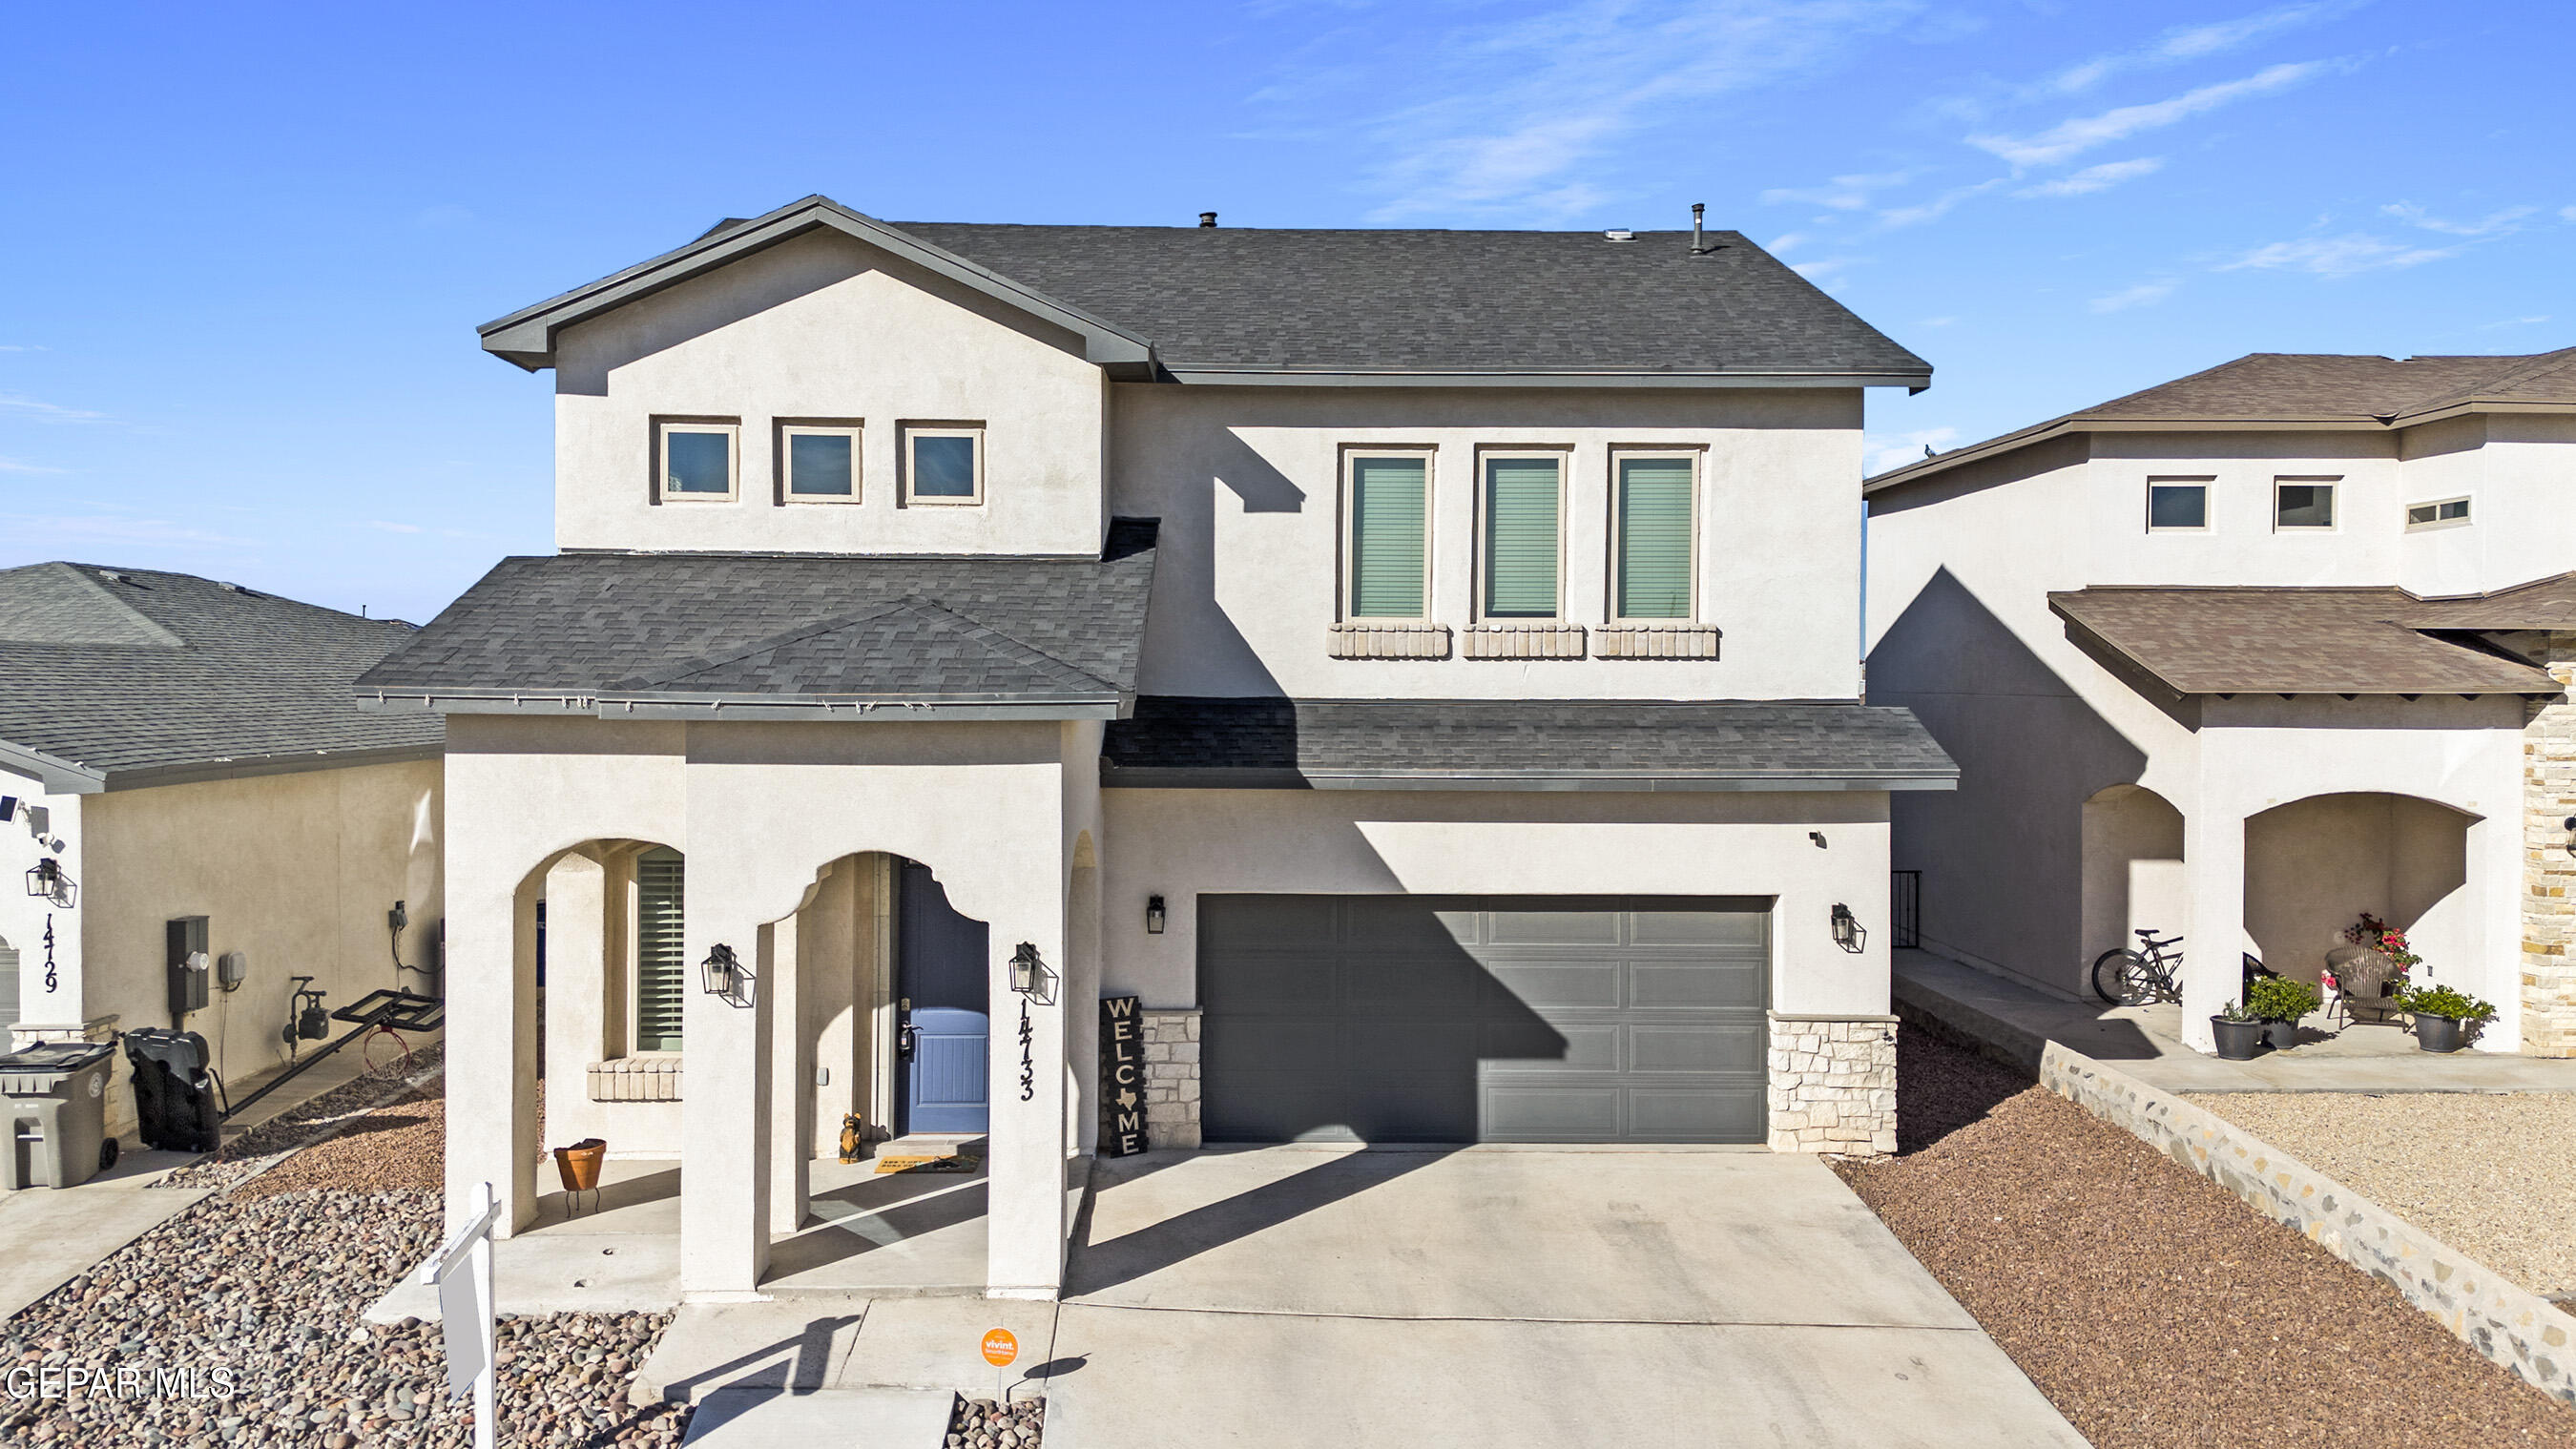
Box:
0 1041 118 1190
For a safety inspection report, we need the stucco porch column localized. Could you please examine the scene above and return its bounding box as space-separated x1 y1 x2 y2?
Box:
985 911 1071 1298
443 862 541 1237
2179 805 2244 1053
767 910 809 1236
678 890 774 1299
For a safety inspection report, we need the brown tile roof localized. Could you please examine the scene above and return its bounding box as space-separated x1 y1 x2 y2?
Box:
2402 572 2576 631
2047 585 2563 696
1868 344 2576 493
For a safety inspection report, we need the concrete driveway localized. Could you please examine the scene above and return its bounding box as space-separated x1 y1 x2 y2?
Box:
1040 1147 2085 1449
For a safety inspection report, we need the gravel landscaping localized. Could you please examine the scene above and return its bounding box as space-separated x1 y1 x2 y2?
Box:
947 1393 1044 1447
161 1047 447 1195
2185 1091 2576 1301
1838 1026 2576 1448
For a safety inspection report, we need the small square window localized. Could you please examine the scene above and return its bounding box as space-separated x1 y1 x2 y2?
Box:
904 425 984 506
2275 479 2337 529
2405 496 2471 529
658 423 737 500
781 424 861 504
2147 481 2209 531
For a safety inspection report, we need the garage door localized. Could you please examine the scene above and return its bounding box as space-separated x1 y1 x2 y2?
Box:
1199 895 1770 1144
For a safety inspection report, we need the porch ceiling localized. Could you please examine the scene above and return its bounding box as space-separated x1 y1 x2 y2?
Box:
2049 586 2563 697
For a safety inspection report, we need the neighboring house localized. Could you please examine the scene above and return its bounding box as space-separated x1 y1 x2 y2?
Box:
1864 346 2576 1055
0 563 446 1139
364 195 1953 1300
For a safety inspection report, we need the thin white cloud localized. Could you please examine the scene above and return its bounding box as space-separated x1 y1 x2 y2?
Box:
0 394 107 423
2092 279 2179 312
10 514 256 549
1865 427 1960 474
1759 170 1916 210
1789 256 1867 286
1877 178 2005 229
1766 231 1812 255
2016 156 2164 198
2219 233 2456 278
0 457 70 474
2479 315 2552 330
1970 60 2330 169
2030 3 2355 97
0 344 47 353
2380 201 2537 238
2564 205 2576 222
365 520 427 534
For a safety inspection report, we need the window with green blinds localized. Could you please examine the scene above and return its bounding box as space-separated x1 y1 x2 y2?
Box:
1347 455 1428 618
1615 457 1695 619
1482 456 1562 618
634 848 686 1052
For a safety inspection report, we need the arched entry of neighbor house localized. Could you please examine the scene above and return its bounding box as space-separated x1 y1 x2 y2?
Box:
2081 784 2186 967
2243 793 2474 983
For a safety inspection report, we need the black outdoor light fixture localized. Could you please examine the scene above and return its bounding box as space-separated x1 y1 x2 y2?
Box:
1145 895 1166 934
25 857 74 908
1009 942 1057 1004
700 942 754 1007
1830 902 1865 954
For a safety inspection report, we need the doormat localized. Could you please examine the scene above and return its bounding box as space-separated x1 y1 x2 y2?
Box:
873 1153 981 1175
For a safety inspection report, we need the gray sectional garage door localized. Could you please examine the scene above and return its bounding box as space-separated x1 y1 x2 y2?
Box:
1198 895 1770 1144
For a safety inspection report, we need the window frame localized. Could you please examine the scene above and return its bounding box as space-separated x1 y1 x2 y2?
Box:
1473 445 1572 624
654 418 740 504
2273 476 2340 532
2404 494 2473 532
1606 446 1703 623
630 845 686 1055
2145 476 2212 533
900 422 987 507
777 421 864 506
1338 445 1437 624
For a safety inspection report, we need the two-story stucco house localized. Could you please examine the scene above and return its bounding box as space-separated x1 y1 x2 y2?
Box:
1865 346 2576 1055
363 196 1954 1300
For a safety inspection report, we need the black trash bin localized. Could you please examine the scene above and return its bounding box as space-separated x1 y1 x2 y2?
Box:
123 1029 221 1154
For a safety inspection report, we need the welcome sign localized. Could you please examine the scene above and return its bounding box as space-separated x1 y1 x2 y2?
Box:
1100 995 1149 1157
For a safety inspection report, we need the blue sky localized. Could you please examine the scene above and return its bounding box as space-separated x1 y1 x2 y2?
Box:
4 1 2568 622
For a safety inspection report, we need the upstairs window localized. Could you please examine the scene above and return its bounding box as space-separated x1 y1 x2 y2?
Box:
781 424 861 504
904 424 984 506
1480 453 1566 619
1611 453 1697 620
657 421 737 501
2147 479 2210 531
2406 496 2471 530
634 847 686 1052
1343 452 1431 619
2275 478 2337 530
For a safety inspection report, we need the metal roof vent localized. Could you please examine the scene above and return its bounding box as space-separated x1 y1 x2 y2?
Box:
1198 212 1217 228
1603 228 1635 242
95 569 124 584
1689 202 1714 257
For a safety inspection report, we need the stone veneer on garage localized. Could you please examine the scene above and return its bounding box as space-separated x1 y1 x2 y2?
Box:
1765 1013 1898 1155
1136 1006 1202 1150
2524 637 2576 1058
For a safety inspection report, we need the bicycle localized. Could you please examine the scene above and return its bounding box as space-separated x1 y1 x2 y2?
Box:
2091 929 2183 1005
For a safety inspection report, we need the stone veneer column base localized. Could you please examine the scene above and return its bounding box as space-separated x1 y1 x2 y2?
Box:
1138 1007 1202 1149
1766 1012 1898 1155
2524 637 2576 1057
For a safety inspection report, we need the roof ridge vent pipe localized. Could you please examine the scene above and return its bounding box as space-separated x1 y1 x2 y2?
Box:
1199 211 1217 228
1689 202 1711 257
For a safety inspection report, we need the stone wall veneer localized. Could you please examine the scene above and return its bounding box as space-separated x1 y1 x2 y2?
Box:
2524 635 2576 1058
1765 1013 1897 1155
1137 1007 1201 1150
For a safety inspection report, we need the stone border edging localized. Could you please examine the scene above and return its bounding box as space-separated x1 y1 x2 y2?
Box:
2038 1042 2575 1408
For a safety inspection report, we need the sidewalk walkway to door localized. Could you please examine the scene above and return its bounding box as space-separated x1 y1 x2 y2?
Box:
1894 950 2576 1092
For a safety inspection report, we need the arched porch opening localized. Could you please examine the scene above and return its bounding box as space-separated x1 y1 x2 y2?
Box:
2080 784 2186 968
2243 792 2475 983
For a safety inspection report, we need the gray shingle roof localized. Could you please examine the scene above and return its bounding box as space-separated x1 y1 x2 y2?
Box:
0 563 442 787
2047 586 2565 695
357 521 1157 715
1867 344 2576 493
479 197 1929 385
1100 697 1958 791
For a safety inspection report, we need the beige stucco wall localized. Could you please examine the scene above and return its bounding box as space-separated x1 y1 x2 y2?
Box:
1113 383 1866 700
1098 787 1896 1019
552 228 1109 557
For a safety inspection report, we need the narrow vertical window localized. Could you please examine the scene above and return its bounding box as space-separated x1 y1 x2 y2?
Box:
782 424 861 503
1481 454 1564 619
656 422 737 501
634 847 686 1052
1613 455 1695 620
1346 453 1429 618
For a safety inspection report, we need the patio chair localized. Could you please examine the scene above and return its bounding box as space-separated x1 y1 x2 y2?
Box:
2325 947 2405 1028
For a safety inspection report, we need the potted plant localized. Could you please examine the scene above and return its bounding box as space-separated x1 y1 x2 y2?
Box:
2211 1000 2267 1060
553 1137 608 1192
2397 985 2496 1054
2246 976 2323 1051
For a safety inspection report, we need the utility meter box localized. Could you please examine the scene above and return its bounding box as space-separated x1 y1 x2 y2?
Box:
166 916 210 1020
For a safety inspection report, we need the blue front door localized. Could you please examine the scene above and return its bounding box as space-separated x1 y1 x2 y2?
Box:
897 861 989 1135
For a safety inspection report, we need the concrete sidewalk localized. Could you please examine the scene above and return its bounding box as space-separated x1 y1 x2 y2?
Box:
1895 949 2576 1091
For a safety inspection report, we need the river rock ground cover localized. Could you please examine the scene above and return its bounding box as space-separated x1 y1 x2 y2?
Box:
4 1061 689 1448
1836 1026 2576 1449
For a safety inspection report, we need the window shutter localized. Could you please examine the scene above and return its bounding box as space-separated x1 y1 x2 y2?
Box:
635 849 686 1051
1348 456 1428 618
1616 458 1694 619
1483 457 1562 618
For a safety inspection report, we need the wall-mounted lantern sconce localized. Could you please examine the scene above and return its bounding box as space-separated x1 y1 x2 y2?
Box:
1830 902 1865 954
1145 895 1167 934
1009 942 1058 1004
1809 831 1828 849
701 942 755 1007
25 857 74 908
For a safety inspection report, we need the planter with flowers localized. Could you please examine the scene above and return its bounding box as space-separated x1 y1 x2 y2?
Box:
2246 975 2323 1051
